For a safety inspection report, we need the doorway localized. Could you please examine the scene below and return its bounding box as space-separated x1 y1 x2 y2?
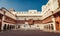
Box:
56 22 59 30
0 23 2 31
3 24 7 31
7 24 10 30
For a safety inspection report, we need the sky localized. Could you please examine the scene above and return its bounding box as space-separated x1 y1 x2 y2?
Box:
0 0 48 11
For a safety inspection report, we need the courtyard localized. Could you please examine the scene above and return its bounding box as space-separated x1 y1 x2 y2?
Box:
0 30 60 36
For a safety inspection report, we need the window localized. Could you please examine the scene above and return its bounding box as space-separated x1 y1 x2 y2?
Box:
30 12 32 14
37 25 39 27
34 12 36 14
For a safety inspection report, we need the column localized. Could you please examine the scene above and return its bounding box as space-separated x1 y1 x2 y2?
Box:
1 15 5 30
52 16 56 31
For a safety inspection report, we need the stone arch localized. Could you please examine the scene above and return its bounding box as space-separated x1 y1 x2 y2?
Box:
3 24 7 30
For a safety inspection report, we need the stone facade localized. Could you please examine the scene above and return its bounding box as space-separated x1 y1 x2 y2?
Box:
0 0 60 31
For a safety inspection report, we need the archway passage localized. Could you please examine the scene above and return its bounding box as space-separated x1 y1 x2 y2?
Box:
56 21 60 30
7 24 10 30
0 14 3 31
3 24 7 31
0 23 2 31
51 24 54 30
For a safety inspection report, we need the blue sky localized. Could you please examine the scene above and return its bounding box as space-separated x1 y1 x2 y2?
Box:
0 0 48 11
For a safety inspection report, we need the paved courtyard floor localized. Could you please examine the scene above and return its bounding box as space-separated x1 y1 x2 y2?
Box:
0 30 60 36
